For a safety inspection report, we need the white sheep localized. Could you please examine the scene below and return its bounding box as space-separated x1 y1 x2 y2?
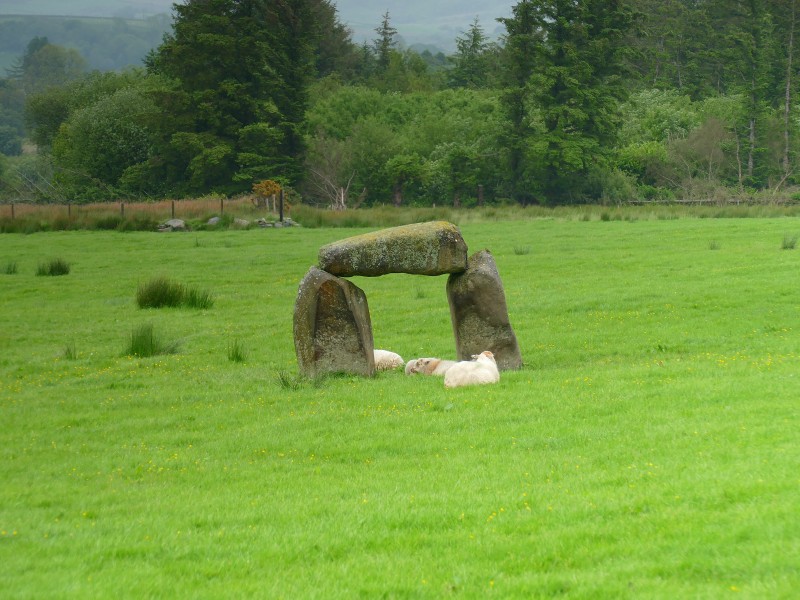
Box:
404 357 457 376
373 349 405 371
443 351 500 388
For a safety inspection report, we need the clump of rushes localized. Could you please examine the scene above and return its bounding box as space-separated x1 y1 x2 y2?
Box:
227 339 248 363
136 276 185 308
781 234 797 250
3 260 17 274
36 258 70 276
136 276 213 309
125 323 179 357
184 286 214 309
513 245 531 255
63 342 77 360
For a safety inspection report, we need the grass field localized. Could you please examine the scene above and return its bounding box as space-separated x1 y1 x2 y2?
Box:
1 216 798 598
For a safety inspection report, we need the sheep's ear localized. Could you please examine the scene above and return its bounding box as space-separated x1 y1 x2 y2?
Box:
471 354 479 360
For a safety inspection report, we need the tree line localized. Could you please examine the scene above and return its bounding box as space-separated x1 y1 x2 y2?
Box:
0 0 798 207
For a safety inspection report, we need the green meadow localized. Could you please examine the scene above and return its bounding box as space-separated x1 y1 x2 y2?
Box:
1 215 798 598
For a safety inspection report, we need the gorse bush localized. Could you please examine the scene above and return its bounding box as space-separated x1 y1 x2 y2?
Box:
136 276 214 309
36 258 71 276
124 323 179 358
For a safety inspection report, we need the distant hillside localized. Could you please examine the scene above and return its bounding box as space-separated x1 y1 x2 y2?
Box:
0 1 174 19
334 0 514 51
1 1 515 56
0 14 171 72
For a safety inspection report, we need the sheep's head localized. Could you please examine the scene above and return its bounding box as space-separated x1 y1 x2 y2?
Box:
474 351 496 364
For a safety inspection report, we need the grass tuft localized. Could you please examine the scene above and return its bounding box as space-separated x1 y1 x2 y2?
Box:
708 240 720 250
62 342 77 360
124 323 179 358
136 276 213 309
3 260 17 274
136 276 185 308
275 369 305 390
184 286 214 309
36 258 70 276
781 234 797 250
513 245 532 255
227 339 248 363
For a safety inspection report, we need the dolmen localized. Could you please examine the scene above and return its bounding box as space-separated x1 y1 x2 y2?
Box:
293 220 522 378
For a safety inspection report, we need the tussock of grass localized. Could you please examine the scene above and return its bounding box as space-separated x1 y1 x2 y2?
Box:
3 260 17 274
136 276 184 308
227 339 248 363
62 342 77 360
124 323 179 357
136 276 213 309
781 234 797 250
184 286 214 309
35 258 70 276
513 245 531 255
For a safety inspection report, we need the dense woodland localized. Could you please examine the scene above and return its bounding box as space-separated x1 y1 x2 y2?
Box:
1 0 799 207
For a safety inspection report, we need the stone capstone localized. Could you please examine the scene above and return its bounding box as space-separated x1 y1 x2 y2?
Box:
293 267 375 378
447 249 523 371
318 220 468 277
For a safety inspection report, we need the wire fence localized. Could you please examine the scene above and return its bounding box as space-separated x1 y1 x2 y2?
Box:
0 196 287 223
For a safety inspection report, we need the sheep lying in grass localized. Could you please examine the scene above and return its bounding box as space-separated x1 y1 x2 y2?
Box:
373 349 405 371
443 351 500 388
404 357 457 376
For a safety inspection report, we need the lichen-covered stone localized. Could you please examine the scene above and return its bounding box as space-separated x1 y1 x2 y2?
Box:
318 221 468 277
293 267 375 377
447 250 522 371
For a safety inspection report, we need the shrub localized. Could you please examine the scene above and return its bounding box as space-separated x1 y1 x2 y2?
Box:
36 258 71 276
125 323 179 357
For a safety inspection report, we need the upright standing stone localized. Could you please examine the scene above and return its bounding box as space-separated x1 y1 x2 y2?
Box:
447 249 523 371
294 267 375 377
318 221 468 277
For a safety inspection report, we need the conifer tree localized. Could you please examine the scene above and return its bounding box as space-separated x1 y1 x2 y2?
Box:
500 0 635 203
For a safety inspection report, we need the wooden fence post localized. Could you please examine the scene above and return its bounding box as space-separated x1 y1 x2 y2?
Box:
171 200 175 219
220 198 224 215
121 202 125 218
11 202 15 220
68 202 71 219
279 189 284 222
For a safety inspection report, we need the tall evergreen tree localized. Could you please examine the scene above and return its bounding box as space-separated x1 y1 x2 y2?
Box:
500 0 635 203
497 1 542 203
373 11 398 73
145 0 330 195
448 17 490 89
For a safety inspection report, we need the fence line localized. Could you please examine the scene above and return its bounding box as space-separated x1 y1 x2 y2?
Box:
0 197 285 222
